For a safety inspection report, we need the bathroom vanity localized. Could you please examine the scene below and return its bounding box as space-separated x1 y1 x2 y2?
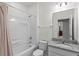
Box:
48 41 79 56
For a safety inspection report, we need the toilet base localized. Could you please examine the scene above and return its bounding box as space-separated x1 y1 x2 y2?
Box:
33 49 44 56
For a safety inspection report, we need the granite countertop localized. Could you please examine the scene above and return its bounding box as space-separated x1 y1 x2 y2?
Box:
48 41 79 53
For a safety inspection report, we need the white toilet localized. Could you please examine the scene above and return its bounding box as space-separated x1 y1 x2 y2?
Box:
33 40 48 56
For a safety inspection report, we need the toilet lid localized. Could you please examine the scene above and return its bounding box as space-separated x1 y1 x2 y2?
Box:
33 49 43 56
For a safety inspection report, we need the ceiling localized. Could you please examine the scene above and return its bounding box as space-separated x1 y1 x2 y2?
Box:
19 2 37 7
18 2 58 8
8 2 79 8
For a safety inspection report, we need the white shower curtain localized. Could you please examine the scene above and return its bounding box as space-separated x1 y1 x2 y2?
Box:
0 4 13 56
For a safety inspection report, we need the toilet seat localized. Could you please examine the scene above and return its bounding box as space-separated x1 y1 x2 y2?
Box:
33 49 43 56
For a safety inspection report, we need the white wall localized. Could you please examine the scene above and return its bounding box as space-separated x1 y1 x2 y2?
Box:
38 2 79 42
6 2 79 46
6 2 29 14
52 2 79 42
77 5 79 43
52 9 76 40
38 3 55 41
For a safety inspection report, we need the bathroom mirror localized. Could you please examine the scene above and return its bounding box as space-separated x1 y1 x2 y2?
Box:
58 18 74 40
52 8 78 43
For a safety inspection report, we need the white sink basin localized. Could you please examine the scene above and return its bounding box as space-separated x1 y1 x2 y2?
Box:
49 41 79 52
55 44 72 48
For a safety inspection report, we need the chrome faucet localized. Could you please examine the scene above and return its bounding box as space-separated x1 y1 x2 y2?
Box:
62 40 65 44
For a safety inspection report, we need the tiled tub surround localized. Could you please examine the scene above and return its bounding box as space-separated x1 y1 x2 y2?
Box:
8 3 37 56
48 40 79 56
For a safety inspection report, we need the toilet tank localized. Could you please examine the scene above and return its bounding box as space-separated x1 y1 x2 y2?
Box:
39 40 48 51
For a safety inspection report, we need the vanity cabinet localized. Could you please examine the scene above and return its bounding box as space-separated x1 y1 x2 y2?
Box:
48 46 79 56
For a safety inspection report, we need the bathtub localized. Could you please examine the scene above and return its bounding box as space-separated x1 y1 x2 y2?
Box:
15 45 37 56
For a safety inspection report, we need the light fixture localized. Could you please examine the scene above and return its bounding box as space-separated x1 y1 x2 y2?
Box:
56 3 59 8
62 2 67 7
61 2 65 7
57 2 68 7
56 4 59 8
10 18 15 21
65 2 67 5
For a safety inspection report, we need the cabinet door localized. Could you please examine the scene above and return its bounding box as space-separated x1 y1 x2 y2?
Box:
48 46 63 56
